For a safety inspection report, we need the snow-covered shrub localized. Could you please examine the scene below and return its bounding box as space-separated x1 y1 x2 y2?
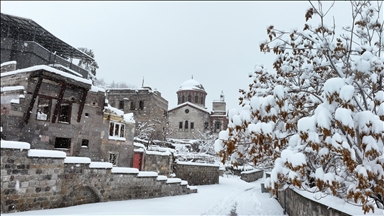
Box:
217 1 383 213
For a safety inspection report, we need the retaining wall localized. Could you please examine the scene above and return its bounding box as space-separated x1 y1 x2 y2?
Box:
240 169 263 182
0 145 196 214
174 162 219 185
277 188 350 216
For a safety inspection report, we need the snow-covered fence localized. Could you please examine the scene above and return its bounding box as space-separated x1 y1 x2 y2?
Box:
240 169 263 182
174 161 219 185
1 142 197 214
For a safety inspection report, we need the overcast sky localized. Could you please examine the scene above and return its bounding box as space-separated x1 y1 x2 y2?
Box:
1 1 355 111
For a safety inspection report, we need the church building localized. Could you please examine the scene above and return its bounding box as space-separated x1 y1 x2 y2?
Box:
167 78 228 140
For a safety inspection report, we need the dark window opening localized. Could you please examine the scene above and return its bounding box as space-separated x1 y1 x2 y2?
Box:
55 137 70 149
36 97 51 121
185 120 189 129
58 103 71 123
130 101 136 110
119 100 124 110
182 96 185 103
187 95 191 102
201 97 204 104
109 152 118 166
179 122 183 129
195 96 198 103
178 97 181 104
85 113 89 117
204 122 209 130
139 100 144 110
215 121 221 132
190 122 194 129
82 139 89 147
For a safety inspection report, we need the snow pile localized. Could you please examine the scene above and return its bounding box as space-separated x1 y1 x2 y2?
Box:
64 157 91 164
124 113 135 123
89 162 113 169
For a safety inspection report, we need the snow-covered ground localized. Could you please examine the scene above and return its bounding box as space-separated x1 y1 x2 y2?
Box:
5 176 284 216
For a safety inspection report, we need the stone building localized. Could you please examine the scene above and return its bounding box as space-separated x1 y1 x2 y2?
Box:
0 13 136 167
106 87 168 141
168 78 228 140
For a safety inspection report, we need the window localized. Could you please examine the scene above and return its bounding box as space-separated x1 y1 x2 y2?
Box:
190 122 194 129
179 122 183 129
215 121 221 132
195 96 198 103
182 96 185 103
187 95 191 102
109 122 125 139
185 109 189 114
130 101 136 110
204 122 209 130
58 103 71 123
55 137 70 149
201 97 204 104
185 120 189 129
109 152 118 166
36 97 51 121
82 139 89 148
139 100 144 110
178 97 181 104
119 100 124 110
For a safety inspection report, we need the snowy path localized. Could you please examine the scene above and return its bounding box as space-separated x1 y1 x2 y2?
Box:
6 176 284 216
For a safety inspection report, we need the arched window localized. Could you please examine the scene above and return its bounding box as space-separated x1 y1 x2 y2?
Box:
215 121 221 132
187 95 192 102
200 97 204 104
182 95 185 103
185 120 189 129
195 96 198 103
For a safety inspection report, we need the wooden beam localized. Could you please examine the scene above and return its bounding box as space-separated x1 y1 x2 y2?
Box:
52 82 67 123
25 77 43 124
77 89 88 122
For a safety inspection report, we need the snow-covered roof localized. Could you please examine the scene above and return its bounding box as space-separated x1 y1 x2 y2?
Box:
178 79 205 92
124 113 135 123
90 85 106 93
168 102 210 113
0 61 16 67
1 65 92 86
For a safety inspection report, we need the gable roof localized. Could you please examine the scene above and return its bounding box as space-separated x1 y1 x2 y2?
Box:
168 102 210 114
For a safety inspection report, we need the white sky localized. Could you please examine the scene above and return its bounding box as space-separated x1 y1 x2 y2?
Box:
1 1 355 111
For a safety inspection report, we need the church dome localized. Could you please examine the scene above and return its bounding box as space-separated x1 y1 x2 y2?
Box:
178 79 205 92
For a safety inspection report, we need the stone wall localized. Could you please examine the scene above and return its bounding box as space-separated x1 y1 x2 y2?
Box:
277 188 350 216
174 162 219 185
1 146 197 214
240 169 263 182
143 151 173 176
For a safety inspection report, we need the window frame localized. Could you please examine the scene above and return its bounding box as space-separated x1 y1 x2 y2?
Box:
36 96 51 121
109 152 119 166
139 100 144 110
54 137 71 149
58 102 72 124
119 100 124 110
179 121 183 129
109 121 126 140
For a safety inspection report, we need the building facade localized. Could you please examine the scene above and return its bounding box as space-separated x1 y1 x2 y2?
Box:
0 13 136 167
106 87 168 141
168 79 228 140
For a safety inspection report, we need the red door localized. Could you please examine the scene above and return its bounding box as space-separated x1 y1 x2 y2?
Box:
133 152 143 170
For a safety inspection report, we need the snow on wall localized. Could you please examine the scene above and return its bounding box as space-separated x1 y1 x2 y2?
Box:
0 140 31 150
28 149 66 158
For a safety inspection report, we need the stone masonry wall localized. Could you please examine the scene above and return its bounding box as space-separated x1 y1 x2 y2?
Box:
1 147 196 214
277 188 350 216
240 169 264 182
143 152 173 176
174 162 219 185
